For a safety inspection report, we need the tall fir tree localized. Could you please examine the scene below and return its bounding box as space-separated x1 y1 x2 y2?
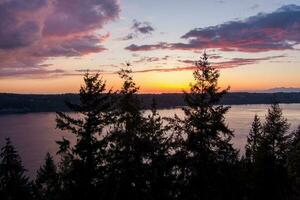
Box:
0 138 32 200
251 103 291 200
179 52 238 200
142 100 173 200
103 68 149 200
263 102 290 164
34 153 60 200
56 72 113 200
245 114 263 163
243 115 265 200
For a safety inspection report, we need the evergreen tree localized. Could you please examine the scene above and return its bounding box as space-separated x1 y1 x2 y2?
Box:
34 153 60 200
0 138 32 200
104 68 149 200
245 114 263 163
142 100 173 200
56 72 113 200
242 115 264 199
263 102 290 163
288 126 300 199
250 103 291 200
250 137 275 200
179 53 238 200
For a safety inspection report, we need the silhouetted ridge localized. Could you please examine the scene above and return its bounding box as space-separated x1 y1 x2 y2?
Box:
1 92 300 114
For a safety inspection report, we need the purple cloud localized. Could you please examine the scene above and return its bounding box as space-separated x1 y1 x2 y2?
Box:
43 0 119 36
32 35 107 57
0 0 46 49
213 55 285 68
125 4 300 52
0 0 120 76
0 68 65 78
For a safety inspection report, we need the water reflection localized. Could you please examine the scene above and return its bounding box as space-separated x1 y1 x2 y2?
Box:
0 104 299 177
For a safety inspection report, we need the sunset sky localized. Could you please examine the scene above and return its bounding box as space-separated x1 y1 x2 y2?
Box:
0 0 300 93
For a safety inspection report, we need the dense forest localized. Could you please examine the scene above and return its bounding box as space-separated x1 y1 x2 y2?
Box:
0 53 299 200
1 92 300 114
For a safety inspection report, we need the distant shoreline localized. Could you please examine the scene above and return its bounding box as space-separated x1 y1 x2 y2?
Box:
1 92 300 114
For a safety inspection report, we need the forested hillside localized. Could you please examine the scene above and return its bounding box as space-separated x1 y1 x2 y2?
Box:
1 92 300 114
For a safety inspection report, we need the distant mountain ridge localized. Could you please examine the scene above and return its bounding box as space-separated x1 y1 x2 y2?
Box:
258 87 300 93
1 92 300 114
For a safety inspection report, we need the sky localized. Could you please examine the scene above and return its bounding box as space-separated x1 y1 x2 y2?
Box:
0 0 300 94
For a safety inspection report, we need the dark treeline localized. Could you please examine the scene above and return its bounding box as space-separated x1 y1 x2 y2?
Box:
0 53 300 200
1 92 300 114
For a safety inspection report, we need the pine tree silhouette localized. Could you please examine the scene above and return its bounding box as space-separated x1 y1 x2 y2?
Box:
263 102 290 163
245 114 263 163
56 72 113 200
34 153 60 200
103 68 149 200
142 99 173 200
0 138 32 200
243 115 264 200
251 103 291 200
178 52 238 200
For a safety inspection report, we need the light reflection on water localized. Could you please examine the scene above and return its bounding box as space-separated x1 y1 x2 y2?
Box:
0 104 299 177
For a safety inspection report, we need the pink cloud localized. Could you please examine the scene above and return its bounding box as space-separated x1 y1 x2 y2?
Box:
0 0 120 77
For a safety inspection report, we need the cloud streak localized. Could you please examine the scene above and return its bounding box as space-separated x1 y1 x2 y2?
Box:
0 68 65 78
132 55 170 64
133 55 285 73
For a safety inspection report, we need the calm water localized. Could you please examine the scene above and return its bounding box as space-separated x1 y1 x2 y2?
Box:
0 104 300 177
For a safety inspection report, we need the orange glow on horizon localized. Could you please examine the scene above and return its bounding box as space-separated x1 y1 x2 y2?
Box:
0 64 299 94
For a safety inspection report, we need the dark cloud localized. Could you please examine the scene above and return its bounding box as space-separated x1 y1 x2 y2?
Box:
125 4 300 52
0 0 120 76
121 19 154 40
180 4 300 52
133 56 164 63
122 33 135 41
125 43 173 51
162 55 170 60
131 55 170 64
177 59 195 64
132 19 154 34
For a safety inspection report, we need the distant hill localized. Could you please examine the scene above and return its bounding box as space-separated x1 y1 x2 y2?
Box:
259 87 300 93
1 92 300 114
